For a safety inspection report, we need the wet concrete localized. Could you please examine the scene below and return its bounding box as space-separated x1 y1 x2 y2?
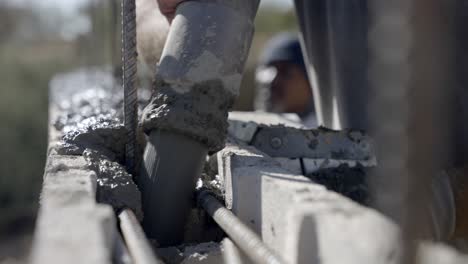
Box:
182 156 225 245
141 80 235 152
155 242 224 264
58 120 126 163
84 149 143 220
49 68 146 220
49 68 223 246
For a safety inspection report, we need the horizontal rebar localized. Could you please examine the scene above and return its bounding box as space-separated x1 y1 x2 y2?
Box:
114 231 133 264
119 209 165 264
197 190 285 264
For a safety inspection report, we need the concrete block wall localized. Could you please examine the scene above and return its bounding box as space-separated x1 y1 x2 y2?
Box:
30 69 124 264
31 149 116 264
222 112 468 264
218 139 401 263
31 70 468 264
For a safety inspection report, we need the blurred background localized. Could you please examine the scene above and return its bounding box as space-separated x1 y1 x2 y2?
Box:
0 0 297 262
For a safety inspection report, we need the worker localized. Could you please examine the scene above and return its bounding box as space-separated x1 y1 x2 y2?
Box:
254 32 316 128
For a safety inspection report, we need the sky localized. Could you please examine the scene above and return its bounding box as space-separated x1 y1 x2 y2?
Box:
4 0 293 41
6 0 294 12
260 0 293 9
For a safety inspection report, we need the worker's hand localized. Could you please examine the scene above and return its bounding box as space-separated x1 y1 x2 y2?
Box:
157 0 187 22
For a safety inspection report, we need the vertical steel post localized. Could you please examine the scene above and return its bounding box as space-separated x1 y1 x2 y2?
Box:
368 1 412 262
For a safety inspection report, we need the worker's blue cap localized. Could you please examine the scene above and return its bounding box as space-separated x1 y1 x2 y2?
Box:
258 32 306 71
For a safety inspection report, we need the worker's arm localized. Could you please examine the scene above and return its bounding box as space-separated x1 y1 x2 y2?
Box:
157 0 187 22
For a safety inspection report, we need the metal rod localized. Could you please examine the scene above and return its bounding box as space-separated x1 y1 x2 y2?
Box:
122 0 138 175
119 209 165 264
222 238 248 264
114 231 134 264
197 190 285 264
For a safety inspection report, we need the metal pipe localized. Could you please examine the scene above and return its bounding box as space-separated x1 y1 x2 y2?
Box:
222 238 249 264
114 232 133 264
197 190 285 264
119 209 165 264
294 0 369 130
140 130 208 245
139 0 259 246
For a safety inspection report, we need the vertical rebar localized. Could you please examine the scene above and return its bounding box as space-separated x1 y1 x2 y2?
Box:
122 0 138 175
111 0 120 72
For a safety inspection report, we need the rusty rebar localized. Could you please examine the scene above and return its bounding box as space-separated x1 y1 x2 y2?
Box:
197 190 285 264
122 0 138 175
119 209 165 264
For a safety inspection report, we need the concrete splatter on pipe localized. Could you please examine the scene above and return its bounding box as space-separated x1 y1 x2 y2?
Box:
141 1 258 150
139 0 259 246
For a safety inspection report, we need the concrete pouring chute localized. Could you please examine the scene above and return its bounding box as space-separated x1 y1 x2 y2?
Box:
139 0 260 246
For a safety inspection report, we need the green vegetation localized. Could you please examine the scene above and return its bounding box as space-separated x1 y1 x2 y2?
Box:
0 3 113 236
0 32 76 235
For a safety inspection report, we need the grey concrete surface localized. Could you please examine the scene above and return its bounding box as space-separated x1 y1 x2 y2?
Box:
31 204 116 264
31 69 136 264
32 153 116 264
33 68 468 264
218 139 401 263
85 149 143 220
156 242 224 264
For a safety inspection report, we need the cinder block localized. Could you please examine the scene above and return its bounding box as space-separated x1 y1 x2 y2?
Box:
34 69 126 264
218 141 279 232
33 153 116 264
45 154 89 172
218 140 402 263
31 204 116 264
283 201 401 264
41 168 97 208
274 158 303 175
